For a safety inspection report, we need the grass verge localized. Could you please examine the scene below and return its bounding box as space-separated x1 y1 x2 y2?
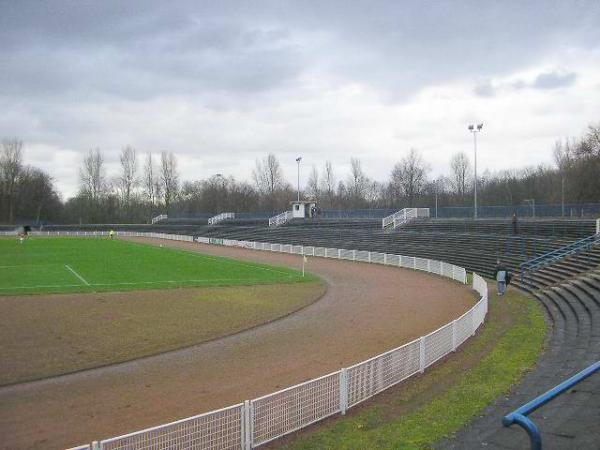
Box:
274 287 546 450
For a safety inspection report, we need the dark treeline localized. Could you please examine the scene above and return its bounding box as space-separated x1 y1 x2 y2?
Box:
1 123 599 224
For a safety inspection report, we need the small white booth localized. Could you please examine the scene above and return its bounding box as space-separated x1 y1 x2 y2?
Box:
291 200 317 219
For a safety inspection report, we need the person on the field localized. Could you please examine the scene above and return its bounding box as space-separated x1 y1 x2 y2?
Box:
494 259 508 296
109 230 115 240
512 213 518 235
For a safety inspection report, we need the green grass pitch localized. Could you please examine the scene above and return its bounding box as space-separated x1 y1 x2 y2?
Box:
0 237 314 295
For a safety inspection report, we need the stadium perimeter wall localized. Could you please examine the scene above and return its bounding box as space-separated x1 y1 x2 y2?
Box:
1 230 488 450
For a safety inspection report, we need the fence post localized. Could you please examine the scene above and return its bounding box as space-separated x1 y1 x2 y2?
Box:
353 250 356 261
427 259 431 273
452 320 457 351
92 441 100 450
384 253 387 265
243 400 253 450
339 368 348 415
368 252 371 263
338 249 342 259
419 337 426 373
471 309 477 336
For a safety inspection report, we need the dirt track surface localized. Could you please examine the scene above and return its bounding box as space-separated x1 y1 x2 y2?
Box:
0 239 477 450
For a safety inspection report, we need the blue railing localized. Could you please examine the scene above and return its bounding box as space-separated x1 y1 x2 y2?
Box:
520 233 600 284
502 361 599 449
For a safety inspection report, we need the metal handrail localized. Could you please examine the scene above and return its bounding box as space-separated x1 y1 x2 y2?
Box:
208 212 235 225
151 214 167 224
268 210 292 227
502 361 599 450
382 208 430 229
520 233 600 284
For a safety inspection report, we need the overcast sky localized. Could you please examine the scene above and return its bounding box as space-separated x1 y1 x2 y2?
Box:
2 0 600 198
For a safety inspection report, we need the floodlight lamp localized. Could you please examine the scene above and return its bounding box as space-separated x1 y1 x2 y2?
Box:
477 123 483 130
468 124 474 131
296 157 302 162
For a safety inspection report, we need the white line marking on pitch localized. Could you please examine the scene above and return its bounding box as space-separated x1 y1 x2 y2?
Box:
0 276 295 291
65 264 90 285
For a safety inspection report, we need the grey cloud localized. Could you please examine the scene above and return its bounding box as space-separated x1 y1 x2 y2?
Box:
533 71 577 90
474 81 495 98
1 0 600 197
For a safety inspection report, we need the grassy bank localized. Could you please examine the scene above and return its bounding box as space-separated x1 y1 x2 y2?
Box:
276 287 546 450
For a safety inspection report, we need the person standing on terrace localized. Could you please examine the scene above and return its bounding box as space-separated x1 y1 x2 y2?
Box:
494 259 508 296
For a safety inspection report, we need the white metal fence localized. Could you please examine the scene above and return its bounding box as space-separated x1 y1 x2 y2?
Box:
208 213 235 225
11 230 487 450
268 211 293 227
382 207 430 229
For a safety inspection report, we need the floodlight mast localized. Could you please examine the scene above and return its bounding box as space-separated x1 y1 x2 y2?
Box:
468 123 483 219
296 157 302 202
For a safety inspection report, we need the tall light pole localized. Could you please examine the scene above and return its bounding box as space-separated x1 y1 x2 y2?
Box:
468 123 483 219
296 157 302 202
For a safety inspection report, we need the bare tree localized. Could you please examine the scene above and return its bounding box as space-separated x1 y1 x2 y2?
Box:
80 148 106 201
0 138 24 223
160 151 179 210
306 165 320 201
252 153 286 209
449 151 471 203
347 157 368 207
389 148 429 206
321 160 336 208
118 146 138 206
143 152 156 207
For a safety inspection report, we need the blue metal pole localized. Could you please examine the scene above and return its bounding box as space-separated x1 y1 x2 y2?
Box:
503 361 599 450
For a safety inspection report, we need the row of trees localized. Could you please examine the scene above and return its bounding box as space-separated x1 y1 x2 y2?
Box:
0 139 62 224
1 122 599 224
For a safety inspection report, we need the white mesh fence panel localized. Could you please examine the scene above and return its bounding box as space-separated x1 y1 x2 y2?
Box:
370 252 385 264
292 245 303 254
347 338 421 407
473 273 488 300
303 246 315 256
100 404 244 450
340 249 354 260
401 255 415 269
429 260 442 276
251 371 340 446
455 309 474 346
423 322 454 368
441 262 453 279
355 250 369 262
385 254 400 266
415 257 428 271
325 247 338 258
314 247 326 257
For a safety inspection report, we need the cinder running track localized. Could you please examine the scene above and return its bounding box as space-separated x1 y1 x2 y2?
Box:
0 239 477 450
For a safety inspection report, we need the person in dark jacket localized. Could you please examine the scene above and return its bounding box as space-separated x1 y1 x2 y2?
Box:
494 259 509 296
